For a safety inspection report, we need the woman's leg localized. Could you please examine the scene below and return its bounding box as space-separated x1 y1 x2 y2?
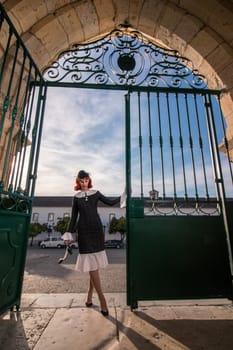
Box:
86 278 94 304
89 270 108 312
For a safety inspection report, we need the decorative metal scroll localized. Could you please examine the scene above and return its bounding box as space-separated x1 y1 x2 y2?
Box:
43 28 207 89
144 198 221 216
0 194 31 214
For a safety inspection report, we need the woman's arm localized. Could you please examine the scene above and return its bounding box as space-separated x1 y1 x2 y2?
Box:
67 197 79 233
98 191 120 206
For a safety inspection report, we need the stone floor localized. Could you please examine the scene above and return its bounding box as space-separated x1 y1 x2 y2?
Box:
1 294 233 350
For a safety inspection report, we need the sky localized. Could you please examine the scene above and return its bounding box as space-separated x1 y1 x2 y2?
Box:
33 86 233 199
35 87 126 196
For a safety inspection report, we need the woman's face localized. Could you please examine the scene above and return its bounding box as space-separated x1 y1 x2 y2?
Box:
79 177 89 189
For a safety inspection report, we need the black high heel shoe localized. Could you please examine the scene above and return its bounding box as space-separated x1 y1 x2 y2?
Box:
85 302 93 307
101 310 109 317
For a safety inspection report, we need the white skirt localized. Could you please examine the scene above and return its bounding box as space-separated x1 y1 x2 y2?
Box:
75 250 108 272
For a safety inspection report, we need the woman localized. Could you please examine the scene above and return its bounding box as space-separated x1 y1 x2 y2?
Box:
65 170 120 316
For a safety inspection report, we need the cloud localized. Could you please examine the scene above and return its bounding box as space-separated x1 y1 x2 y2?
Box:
35 87 125 196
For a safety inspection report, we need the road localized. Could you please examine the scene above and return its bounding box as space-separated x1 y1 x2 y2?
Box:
27 244 126 263
23 245 126 294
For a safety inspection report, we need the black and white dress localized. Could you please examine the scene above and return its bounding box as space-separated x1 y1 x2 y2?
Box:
67 189 120 272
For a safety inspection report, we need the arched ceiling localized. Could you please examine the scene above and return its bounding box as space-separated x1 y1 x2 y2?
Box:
1 0 233 149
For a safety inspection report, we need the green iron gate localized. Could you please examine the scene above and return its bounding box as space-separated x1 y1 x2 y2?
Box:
125 90 233 309
43 28 233 309
0 5 46 314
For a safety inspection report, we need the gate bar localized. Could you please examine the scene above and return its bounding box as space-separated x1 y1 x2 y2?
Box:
193 94 210 199
156 92 166 198
166 92 177 198
43 80 224 95
11 62 33 190
125 91 133 306
0 26 13 90
204 95 222 202
217 94 233 185
8 51 27 188
18 71 38 194
184 93 198 199
25 82 47 196
175 92 188 198
137 92 144 198
30 83 47 197
0 38 19 139
1 40 20 181
147 92 155 193
0 4 42 77
205 94 233 276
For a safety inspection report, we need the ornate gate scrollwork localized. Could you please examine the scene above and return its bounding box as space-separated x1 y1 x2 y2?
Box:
43 28 207 89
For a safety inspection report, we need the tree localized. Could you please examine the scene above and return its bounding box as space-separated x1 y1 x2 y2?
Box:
54 216 70 234
41 223 48 232
117 216 126 241
109 216 126 241
109 216 118 235
29 223 43 246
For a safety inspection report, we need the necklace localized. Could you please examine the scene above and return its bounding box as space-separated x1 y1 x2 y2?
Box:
85 192 88 201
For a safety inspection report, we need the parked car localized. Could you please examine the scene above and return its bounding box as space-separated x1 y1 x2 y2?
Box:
104 239 124 249
69 241 78 249
40 237 78 249
40 237 66 249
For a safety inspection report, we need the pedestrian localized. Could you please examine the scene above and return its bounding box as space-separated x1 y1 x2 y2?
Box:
64 170 121 316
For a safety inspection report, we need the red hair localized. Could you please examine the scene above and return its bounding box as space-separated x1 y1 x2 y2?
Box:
74 177 93 191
